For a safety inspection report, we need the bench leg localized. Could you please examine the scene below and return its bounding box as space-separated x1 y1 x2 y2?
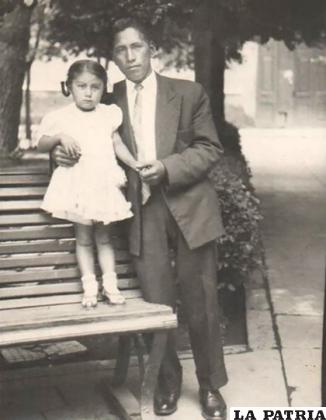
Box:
134 334 145 382
112 335 132 386
140 331 168 420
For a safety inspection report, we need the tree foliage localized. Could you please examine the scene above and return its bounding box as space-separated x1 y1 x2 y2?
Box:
0 0 19 17
43 0 326 66
2 0 326 97
214 0 326 61
44 0 173 60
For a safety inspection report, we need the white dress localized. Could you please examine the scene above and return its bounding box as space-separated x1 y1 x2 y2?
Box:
36 103 133 225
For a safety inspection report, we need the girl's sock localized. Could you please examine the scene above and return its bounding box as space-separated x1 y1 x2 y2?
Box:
81 273 98 308
102 272 125 305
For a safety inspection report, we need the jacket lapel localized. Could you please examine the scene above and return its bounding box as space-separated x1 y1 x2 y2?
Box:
155 74 181 159
113 81 137 157
112 80 142 256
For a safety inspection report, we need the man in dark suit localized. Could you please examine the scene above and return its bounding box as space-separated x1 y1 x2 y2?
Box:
54 17 228 419
110 18 228 419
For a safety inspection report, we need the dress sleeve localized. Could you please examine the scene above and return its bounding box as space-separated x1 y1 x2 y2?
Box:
32 111 60 148
110 104 123 132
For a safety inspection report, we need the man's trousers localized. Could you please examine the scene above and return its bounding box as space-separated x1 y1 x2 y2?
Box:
132 188 228 394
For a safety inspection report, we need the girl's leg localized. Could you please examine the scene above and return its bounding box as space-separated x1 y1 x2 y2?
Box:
94 223 115 274
94 223 125 304
74 223 98 308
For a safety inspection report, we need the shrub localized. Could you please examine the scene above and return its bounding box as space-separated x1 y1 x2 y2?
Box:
210 122 264 287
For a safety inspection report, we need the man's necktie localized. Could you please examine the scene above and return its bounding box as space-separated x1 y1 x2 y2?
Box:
133 83 151 204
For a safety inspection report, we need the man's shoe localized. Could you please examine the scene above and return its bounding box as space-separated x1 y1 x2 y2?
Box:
154 391 179 416
199 389 226 420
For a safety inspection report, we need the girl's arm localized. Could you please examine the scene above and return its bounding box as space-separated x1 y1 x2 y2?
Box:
37 135 61 153
37 133 81 158
113 131 139 171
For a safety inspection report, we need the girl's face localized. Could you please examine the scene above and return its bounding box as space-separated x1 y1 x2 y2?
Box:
70 71 105 111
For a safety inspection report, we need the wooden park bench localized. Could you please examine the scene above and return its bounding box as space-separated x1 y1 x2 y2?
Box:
0 165 178 420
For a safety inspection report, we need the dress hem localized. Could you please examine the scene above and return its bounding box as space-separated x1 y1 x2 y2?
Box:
41 207 133 226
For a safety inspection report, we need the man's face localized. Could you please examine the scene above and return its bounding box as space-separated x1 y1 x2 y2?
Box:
113 27 155 83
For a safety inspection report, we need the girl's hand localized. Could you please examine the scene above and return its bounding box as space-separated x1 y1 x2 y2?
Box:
138 160 166 185
52 145 79 167
133 161 147 172
60 134 81 159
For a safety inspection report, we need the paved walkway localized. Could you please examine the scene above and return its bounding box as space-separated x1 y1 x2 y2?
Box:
1 127 324 418
241 128 326 407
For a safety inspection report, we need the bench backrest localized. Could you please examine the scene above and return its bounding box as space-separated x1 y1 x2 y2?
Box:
0 166 140 310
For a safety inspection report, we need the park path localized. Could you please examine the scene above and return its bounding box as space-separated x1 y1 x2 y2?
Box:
241 128 326 405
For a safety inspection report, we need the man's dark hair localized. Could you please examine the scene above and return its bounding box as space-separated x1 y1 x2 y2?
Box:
111 17 154 46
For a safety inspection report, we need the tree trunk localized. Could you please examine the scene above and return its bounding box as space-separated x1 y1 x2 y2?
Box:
193 0 226 131
0 3 32 155
25 64 32 140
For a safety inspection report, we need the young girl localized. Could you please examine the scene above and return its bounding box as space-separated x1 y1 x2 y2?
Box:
35 59 138 308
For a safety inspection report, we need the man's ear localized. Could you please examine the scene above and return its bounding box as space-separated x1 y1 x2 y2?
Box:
149 41 157 58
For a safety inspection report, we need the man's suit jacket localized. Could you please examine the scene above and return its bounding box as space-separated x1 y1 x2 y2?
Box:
108 74 225 256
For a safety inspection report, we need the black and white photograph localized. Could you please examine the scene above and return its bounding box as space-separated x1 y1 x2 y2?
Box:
0 1 325 419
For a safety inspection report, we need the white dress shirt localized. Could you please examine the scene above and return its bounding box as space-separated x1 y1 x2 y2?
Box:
126 71 157 161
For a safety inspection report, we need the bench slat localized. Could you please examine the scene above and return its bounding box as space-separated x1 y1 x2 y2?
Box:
0 310 177 347
0 293 83 309
0 264 134 284
0 225 73 241
0 299 173 329
0 213 61 226
0 281 82 298
0 186 46 198
0 199 43 211
0 277 138 299
0 289 141 310
0 168 48 176
0 176 48 186
0 252 76 268
0 238 126 254
0 239 75 254
0 267 78 283
0 249 130 269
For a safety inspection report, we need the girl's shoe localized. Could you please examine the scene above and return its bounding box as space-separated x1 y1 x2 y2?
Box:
81 274 98 308
102 273 125 305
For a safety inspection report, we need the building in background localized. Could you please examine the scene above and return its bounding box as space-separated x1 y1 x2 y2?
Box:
256 40 326 127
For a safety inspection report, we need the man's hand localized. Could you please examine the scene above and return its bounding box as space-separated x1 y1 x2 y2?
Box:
138 160 166 186
52 144 80 168
60 134 81 159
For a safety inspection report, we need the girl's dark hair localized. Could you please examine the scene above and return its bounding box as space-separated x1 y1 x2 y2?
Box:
61 59 108 98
